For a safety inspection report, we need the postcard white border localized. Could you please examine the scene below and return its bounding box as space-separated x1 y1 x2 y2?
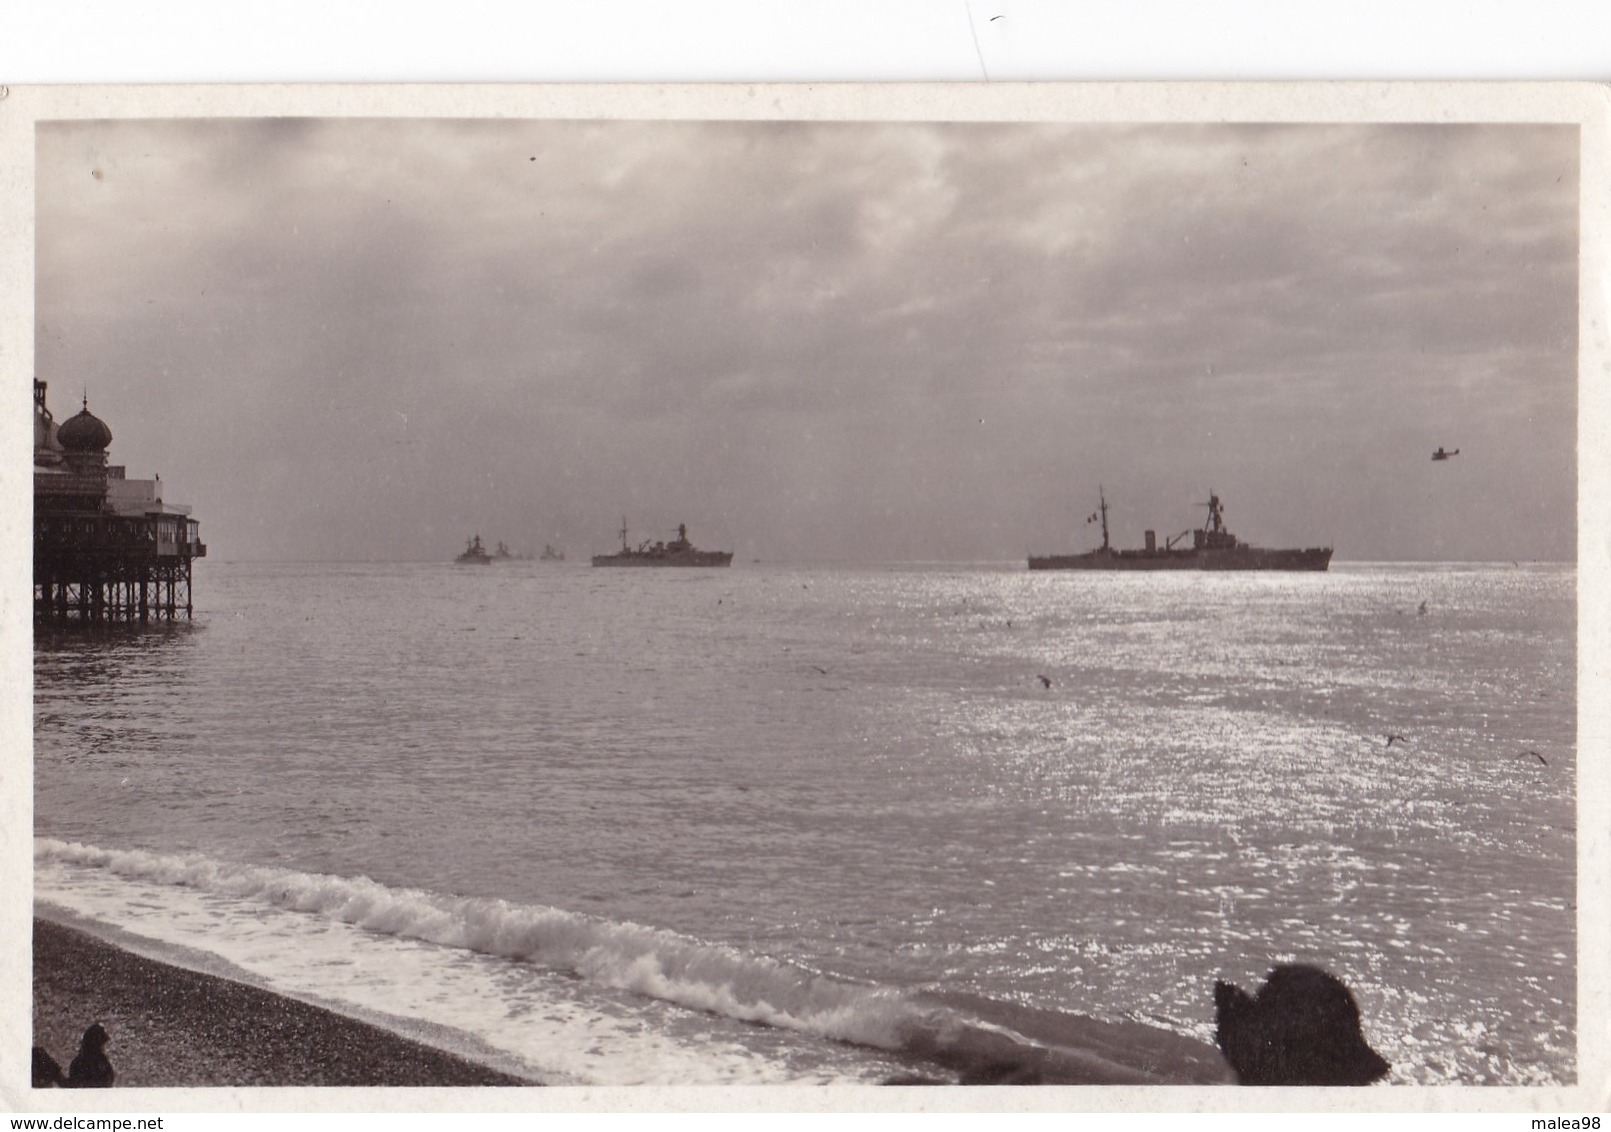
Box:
2 81 1606 1118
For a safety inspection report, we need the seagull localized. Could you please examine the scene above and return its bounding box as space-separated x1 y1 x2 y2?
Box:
1384 734 1407 748
1417 601 1428 615
1521 750 1548 766
1037 674 1052 689
810 665 828 675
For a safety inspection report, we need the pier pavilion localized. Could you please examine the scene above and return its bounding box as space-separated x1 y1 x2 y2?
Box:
33 380 206 623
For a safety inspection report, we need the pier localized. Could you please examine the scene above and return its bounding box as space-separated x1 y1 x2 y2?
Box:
33 380 206 623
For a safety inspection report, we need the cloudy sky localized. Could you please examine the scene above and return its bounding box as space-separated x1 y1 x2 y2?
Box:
35 116 1578 563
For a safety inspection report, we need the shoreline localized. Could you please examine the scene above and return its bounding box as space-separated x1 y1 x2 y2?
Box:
32 917 535 1088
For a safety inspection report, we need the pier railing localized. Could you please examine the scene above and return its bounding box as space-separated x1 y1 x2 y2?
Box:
35 514 206 560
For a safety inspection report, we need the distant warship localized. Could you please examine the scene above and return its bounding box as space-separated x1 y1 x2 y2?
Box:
1029 489 1331 572
591 521 732 567
456 535 493 565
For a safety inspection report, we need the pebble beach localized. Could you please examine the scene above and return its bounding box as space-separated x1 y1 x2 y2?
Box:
31 918 533 1088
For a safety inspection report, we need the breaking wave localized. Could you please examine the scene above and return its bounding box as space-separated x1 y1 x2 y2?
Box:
36 838 1228 1085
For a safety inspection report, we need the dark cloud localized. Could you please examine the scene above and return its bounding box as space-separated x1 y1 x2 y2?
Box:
36 119 1577 562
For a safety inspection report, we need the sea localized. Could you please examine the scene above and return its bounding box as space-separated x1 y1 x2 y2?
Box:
32 560 1577 1088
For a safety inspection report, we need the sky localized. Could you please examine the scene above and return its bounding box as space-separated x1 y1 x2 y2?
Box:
34 117 1579 563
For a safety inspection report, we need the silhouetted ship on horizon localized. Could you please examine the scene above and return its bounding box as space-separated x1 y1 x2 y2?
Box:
591 521 732 567
455 535 493 565
1028 489 1332 572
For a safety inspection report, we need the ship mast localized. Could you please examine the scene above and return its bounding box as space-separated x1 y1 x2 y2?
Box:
619 517 629 552
1098 484 1110 550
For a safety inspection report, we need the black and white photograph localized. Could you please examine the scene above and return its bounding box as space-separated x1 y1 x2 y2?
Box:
6 76 1606 1117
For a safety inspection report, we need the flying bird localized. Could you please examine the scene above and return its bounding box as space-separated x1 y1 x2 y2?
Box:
1521 750 1548 766
1384 734 1407 748
1037 674 1052 689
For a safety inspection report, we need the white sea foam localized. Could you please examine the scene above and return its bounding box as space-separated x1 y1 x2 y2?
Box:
35 838 922 1076
35 838 1228 1086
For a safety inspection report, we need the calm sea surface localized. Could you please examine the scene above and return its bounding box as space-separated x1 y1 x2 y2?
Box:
34 561 1576 1086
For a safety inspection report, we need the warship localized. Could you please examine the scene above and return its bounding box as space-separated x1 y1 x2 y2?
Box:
1028 489 1331 572
455 535 493 565
591 521 732 568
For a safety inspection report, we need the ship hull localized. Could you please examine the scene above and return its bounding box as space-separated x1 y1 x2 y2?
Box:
590 552 733 567
1028 547 1332 572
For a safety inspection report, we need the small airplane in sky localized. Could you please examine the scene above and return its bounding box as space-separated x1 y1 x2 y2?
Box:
1431 447 1460 461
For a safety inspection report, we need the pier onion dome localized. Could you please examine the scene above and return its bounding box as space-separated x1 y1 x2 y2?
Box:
56 399 113 453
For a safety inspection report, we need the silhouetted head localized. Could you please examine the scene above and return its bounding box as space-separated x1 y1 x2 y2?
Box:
66 1023 115 1088
1214 965 1390 1086
32 1046 64 1088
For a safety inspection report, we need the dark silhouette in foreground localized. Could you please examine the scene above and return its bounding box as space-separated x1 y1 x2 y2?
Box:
65 1022 115 1088
31 1046 65 1088
1214 966 1389 1086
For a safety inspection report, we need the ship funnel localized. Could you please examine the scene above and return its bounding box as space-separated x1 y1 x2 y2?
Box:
1145 530 1156 552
